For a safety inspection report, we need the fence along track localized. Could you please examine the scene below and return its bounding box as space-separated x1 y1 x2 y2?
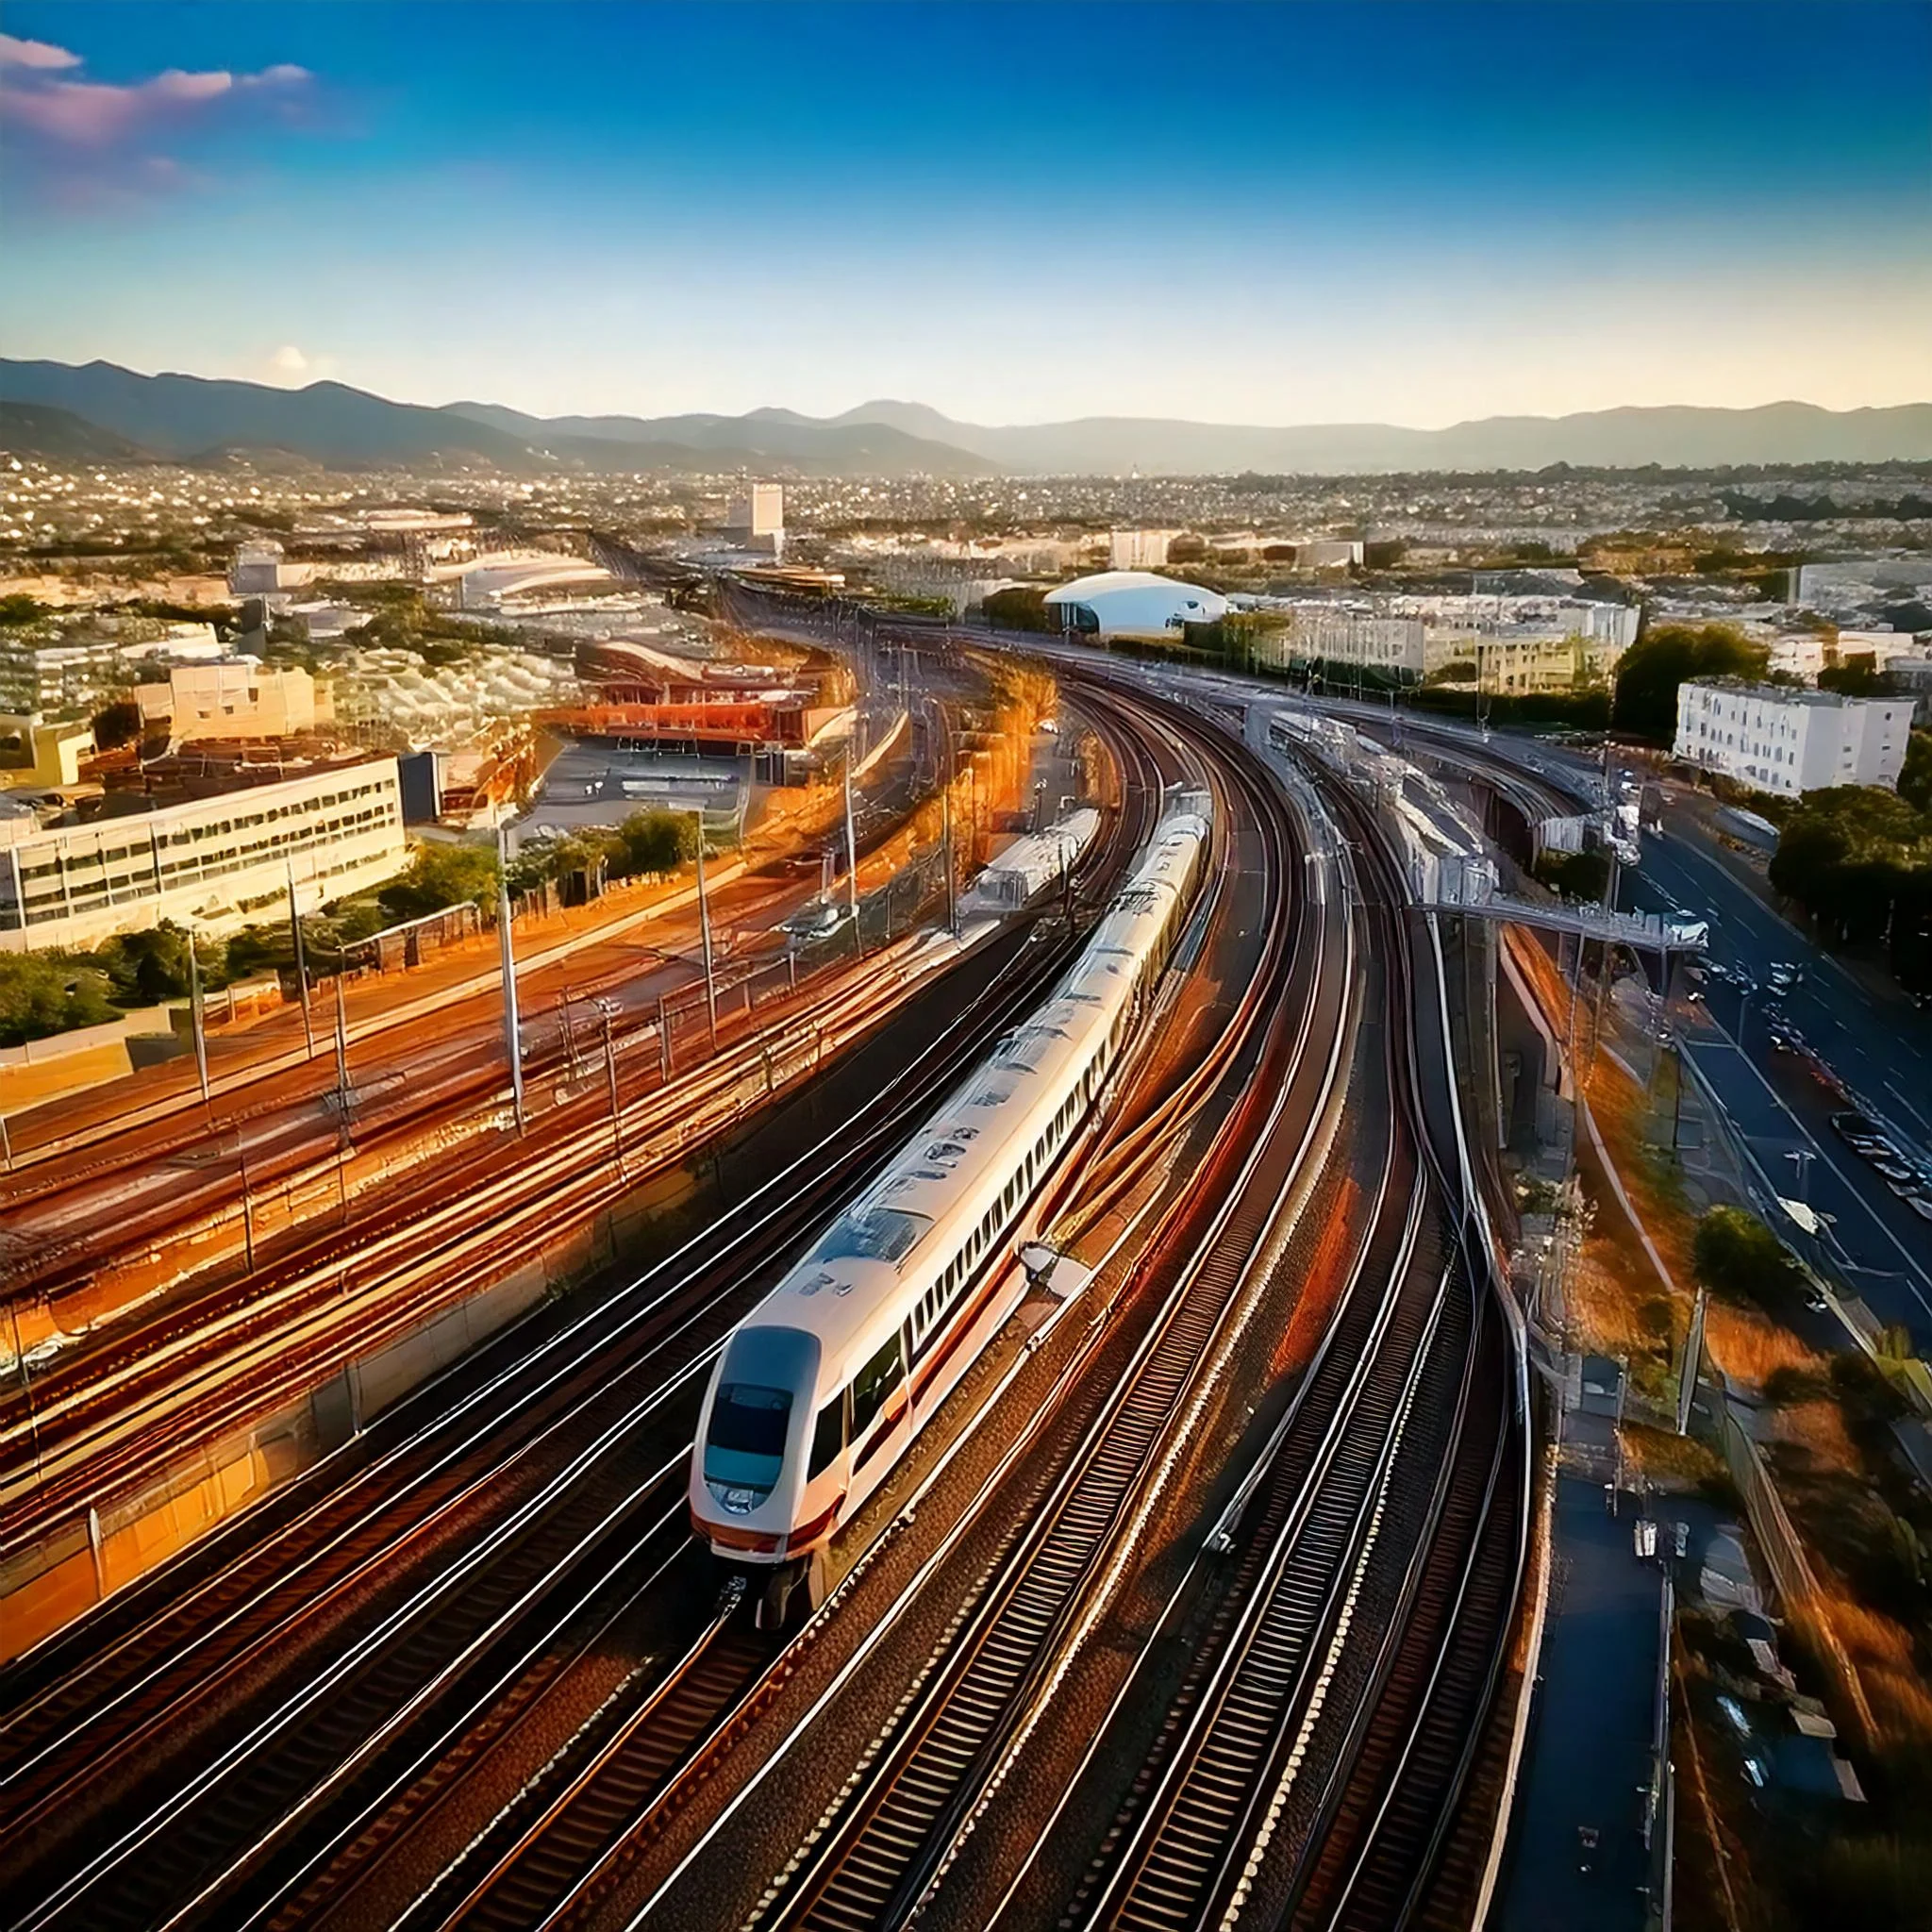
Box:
753 720 1329 1932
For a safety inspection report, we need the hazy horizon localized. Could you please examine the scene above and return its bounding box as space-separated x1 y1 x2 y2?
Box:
3 2 1928 428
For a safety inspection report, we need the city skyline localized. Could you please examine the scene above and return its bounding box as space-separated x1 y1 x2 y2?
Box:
3 1 1929 428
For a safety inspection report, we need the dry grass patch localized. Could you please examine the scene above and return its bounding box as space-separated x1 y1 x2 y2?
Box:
1706 1303 1822 1388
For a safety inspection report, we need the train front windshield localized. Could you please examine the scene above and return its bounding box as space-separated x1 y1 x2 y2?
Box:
702 1325 820 1513
705 1385 791 1500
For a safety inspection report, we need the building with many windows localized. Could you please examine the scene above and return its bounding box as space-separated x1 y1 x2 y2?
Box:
1673 680 1912 797
0 756 408 951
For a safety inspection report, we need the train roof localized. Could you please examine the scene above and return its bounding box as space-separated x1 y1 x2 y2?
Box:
741 795 1211 1381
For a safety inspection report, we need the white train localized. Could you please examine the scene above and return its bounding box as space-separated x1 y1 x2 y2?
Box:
691 789 1214 1627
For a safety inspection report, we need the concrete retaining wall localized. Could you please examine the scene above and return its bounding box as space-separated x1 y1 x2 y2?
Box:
0 1158 693 1666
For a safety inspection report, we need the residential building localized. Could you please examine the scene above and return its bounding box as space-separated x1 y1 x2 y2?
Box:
0 755 408 951
1884 655 1932 724
1248 608 1426 677
1108 528 1182 571
135 660 332 741
1674 680 1912 796
725 482 785 548
0 619 224 719
1042 571 1228 639
229 540 291 596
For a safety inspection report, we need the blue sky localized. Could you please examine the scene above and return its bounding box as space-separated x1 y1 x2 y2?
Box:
3 1 1927 425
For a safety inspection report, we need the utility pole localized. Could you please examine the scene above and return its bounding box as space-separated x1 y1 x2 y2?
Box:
333 969 353 1222
185 923 211 1116
496 829 525 1133
941 776 958 939
596 998 624 1178
692 811 718 1054
842 756 863 958
286 858 315 1059
236 1132 256 1273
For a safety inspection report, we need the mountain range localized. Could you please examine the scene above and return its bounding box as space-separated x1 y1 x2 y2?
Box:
3 358 1930 476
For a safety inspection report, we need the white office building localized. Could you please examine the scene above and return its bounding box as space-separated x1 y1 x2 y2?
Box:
0 757 408 951
727 483 785 540
1674 680 1912 797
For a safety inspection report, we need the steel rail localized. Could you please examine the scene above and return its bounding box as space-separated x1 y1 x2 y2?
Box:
0 932 1086 1856
973 927 1407 1932
0 696 1173 1927
0 933 958 1504
388 697 1228 1932
287 701 1208 1932
1246 742 1528 1932
748 705 1338 1932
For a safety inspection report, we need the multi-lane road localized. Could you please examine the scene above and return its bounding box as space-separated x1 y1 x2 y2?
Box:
1620 816 1932 1335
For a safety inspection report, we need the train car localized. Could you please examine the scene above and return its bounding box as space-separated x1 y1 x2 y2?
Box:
691 790 1213 1627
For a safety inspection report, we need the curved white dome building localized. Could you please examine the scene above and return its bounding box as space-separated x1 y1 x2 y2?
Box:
1042 571 1228 640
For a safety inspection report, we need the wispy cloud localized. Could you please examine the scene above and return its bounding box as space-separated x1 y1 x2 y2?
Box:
0 33 82 70
2 42 310 146
2 35 314 209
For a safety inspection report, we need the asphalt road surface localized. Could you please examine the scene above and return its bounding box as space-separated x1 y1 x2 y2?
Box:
1621 815 1932 1340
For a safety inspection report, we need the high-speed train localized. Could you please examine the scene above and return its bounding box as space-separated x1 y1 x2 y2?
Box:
691 789 1213 1627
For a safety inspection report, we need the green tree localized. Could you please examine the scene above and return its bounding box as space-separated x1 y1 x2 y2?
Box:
377 841 500 922
981 586 1058 633
1818 653 1891 697
615 808 699 875
1691 1205 1803 1307
1897 729 1932 816
92 924 225 1000
0 956 116 1046
1768 785 1932 948
0 593 50 626
1612 623 1769 741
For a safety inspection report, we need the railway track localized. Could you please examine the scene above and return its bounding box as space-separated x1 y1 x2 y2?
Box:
1054 712 1527 1932
208 700 1203 1932
0 925 1091 1922
0 690 1168 1932
0 928 976 1539
692 691 1347 1932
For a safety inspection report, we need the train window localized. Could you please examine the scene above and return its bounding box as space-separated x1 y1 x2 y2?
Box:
850 1332 905 1437
808 1393 846 1477
703 1383 793 1497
